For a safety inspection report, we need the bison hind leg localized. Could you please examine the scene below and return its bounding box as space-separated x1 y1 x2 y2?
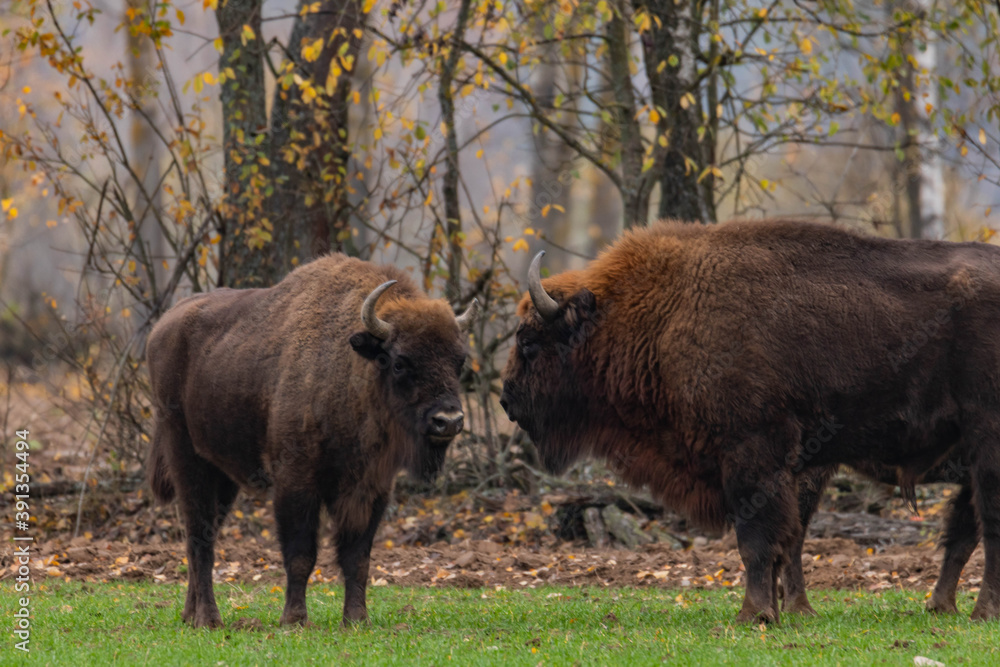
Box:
927 483 978 615
177 463 239 629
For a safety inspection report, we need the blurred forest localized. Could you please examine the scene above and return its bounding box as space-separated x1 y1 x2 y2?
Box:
1 0 999 511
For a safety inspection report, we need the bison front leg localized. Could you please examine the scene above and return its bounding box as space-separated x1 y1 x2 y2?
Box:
275 491 321 627
781 467 834 616
724 443 800 625
335 493 389 626
927 483 979 614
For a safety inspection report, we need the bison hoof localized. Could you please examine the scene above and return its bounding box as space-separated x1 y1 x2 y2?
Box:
926 596 959 615
192 610 224 629
970 602 1000 621
279 609 309 627
342 611 370 627
736 607 778 625
782 595 818 616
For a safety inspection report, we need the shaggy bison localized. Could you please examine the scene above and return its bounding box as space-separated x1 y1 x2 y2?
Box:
501 219 1000 623
147 255 478 628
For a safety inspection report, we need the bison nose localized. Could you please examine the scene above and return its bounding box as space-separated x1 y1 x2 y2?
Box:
429 410 464 438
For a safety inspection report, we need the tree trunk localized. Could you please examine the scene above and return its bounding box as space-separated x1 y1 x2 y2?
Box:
607 1 650 228
215 0 268 287
636 0 716 223
437 0 472 302
528 34 579 270
901 4 945 240
265 0 365 283
126 0 166 301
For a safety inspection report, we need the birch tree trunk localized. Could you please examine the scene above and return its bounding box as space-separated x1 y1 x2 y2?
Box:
126 0 166 301
903 4 945 239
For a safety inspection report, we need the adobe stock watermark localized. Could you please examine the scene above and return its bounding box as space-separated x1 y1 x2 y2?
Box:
11 427 34 653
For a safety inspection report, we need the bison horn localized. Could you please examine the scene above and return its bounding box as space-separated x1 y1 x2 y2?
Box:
528 251 559 321
361 280 397 340
455 298 480 332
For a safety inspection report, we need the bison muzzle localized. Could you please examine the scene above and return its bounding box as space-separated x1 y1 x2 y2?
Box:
146 254 478 628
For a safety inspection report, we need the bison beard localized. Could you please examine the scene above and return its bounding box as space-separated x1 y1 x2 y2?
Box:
146 254 477 628
501 219 1000 624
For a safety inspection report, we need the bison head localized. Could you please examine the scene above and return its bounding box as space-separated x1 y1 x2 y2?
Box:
500 251 602 474
349 281 479 480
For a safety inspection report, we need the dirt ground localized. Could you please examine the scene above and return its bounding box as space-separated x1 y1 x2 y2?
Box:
2 491 982 598
0 377 984 598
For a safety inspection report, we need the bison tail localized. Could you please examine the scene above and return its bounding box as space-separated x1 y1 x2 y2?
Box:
147 441 176 503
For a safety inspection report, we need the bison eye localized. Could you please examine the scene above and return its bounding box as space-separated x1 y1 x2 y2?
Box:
392 358 408 377
521 340 540 361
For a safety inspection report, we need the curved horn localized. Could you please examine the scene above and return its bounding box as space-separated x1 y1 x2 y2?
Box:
455 298 480 332
361 280 397 340
528 251 559 321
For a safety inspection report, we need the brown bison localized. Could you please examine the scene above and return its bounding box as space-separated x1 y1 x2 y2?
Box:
783 458 976 616
500 219 1000 623
147 255 478 628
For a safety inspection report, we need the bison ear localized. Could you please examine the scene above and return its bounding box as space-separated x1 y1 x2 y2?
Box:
562 288 598 331
349 331 385 360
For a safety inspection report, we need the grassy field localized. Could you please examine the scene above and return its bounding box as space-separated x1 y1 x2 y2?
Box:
6 582 998 665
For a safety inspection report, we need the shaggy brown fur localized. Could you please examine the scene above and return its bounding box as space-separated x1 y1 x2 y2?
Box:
501 219 1000 624
147 254 473 628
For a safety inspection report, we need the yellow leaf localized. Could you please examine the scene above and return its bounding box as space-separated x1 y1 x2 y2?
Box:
1 198 12 212
541 205 551 218
301 37 324 63
961 144 969 157
213 37 223 53
649 109 660 124
476 149 484 159
176 9 185 25
203 71 216 86
799 37 812 55
498 51 508 66
121 308 131 319
203 0 217 9
890 112 901 125
6 207 17 220
980 128 987 145
22 86 31 94
512 238 529 252
362 0 377 13
241 24 255 44
352 90 361 105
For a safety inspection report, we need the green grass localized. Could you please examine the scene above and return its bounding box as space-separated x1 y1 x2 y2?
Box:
6 582 998 665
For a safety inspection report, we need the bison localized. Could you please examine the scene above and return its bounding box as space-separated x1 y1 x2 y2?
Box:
146 255 478 628
500 219 1000 623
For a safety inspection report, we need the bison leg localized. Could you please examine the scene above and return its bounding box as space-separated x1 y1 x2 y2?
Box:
971 455 1000 621
927 483 979 614
178 465 238 629
275 490 321 627
725 444 799 624
335 493 389 626
781 467 834 616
